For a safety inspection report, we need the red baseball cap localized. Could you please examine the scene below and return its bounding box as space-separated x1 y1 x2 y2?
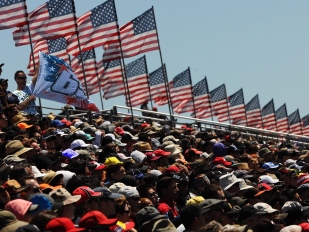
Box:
165 166 181 173
73 186 102 205
95 164 107 171
212 157 232 167
154 149 171 156
79 210 117 229
145 152 161 161
61 118 73 126
184 148 202 158
45 218 85 232
115 127 125 135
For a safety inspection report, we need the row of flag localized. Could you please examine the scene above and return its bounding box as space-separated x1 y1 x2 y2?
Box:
1 0 308 136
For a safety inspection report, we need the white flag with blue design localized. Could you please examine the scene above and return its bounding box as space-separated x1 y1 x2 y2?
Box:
33 52 98 111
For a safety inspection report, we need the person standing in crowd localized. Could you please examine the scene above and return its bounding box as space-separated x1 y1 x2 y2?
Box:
13 70 38 117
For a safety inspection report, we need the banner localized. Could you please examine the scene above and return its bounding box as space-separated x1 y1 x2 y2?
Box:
33 52 98 111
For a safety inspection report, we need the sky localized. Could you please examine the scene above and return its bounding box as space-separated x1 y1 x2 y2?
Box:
1 0 309 120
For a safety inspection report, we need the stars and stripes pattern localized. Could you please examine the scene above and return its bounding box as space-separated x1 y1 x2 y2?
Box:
0 0 27 30
125 56 150 107
228 88 246 125
67 0 118 56
103 8 159 62
245 94 262 128
261 99 276 130
27 37 69 76
169 68 194 114
210 84 229 122
275 104 289 132
97 59 124 100
13 0 75 46
302 114 309 137
71 49 98 96
149 65 168 106
289 109 302 135
190 77 211 119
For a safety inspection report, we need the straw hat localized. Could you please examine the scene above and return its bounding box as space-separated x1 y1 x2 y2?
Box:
134 142 153 152
11 114 29 125
43 171 63 185
5 140 33 156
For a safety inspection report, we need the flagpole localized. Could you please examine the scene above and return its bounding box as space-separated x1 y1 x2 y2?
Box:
284 104 290 133
24 0 43 117
152 6 174 125
241 88 248 126
273 99 278 131
258 95 264 129
223 84 231 124
93 51 104 110
143 56 153 110
298 109 303 135
71 0 89 98
205 76 214 122
112 0 135 125
188 67 196 118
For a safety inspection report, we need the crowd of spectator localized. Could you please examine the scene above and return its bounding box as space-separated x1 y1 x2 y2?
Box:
1 71 309 232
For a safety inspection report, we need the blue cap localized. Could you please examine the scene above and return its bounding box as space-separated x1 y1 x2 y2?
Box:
50 120 65 127
261 162 279 170
62 148 79 159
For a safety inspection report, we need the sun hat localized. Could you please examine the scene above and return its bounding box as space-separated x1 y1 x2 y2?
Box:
73 186 103 205
45 218 85 232
199 199 224 214
79 210 117 229
5 140 33 156
0 210 28 232
234 170 254 179
219 173 243 190
32 166 47 178
3 155 25 164
164 144 182 156
162 135 179 143
109 182 126 193
239 180 254 191
134 142 153 152
12 114 29 125
49 188 81 205
43 171 63 185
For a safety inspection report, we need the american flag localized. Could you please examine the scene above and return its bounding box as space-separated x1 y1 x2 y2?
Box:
27 37 69 76
13 0 75 46
103 8 159 62
149 65 168 106
275 104 289 132
228 88 246 125
261 99 276 130
190 78 211 119
71 49 98 96
302 114 309 137
245 94 263 128
289 109 302 135
97 59 124 100
0 0 27 30
125 56 150 107
210 84 229 122
169 68 194 114
67 0 118 56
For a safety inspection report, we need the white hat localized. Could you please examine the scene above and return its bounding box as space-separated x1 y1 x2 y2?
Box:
56 170 76 186
162 135 179 143
32 166 46 178
105 133 116 140
109 182 126 193
118 186 140 198
259 175 280 184
114 139 127 147
70 139 91 150
150 170 162 177
164 144 182 156
131 150 146 163
281 201 309 213
239 180 254 191
219 173 243 191
254 202 278 213
74 121 84 128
